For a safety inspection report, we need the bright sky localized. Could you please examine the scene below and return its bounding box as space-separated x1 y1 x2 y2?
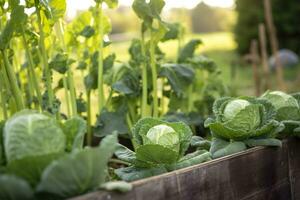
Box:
67 0 234 18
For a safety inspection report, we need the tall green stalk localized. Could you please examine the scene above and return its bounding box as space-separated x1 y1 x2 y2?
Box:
95 2 105 112
36 5 54 107
63 77 71 117
150 33 158 118
141 31 148 118
21 27 43 109
1 51 24 110
86 91 92 146
55 20 78 117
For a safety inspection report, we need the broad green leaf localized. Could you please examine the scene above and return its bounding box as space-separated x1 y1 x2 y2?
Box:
161 23 181 42
36 134 118 198
100 181 132 193
166 151 211 171
190 136 211 150
112 68 141 97
160 64 195 97
244 138 282 147
136 144 179 165
49 53 70 74
62 117 87 151
210 138 247 159
94 108 129 137
132 0 165 27
6 153 62 186
115 144 136 164
4 110 66 163
115 166 167 182
178 39 202 63
79 25 95 38
0 5 27 50
0 175 34 200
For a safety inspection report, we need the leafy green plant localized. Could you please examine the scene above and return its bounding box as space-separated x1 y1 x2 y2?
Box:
0 110 130 199
114 118 211 181
260 91 300 136
205 97 284 158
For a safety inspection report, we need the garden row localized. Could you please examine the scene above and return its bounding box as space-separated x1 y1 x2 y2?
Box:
1 0 300 199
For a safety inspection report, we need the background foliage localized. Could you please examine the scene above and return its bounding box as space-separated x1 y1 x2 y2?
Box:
234 0 300 55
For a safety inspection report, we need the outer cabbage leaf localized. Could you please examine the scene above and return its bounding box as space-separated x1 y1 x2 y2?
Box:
136 144 179 165
62 117 86 151
6 153 62 187
4 110 66 163
244 138 282 147
114 144 136 164
0 175 34 200
115 166 168 182
210 138 247 159
166 150 211 171
36 134 117 198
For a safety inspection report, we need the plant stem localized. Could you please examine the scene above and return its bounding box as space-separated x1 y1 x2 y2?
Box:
150 33 158 118
55 20 78 117
141 31 148 118
187 84 193 113
109 158 130 166
0 72 8 120
63 77 71 117
21 27 43 109
96 3 105 112
36 5 54 108
86 91 92 146
1 51 25 110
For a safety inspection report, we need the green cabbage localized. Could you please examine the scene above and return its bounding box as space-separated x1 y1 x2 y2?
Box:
4 110 66 163
205 97 284 140
261 91 300 121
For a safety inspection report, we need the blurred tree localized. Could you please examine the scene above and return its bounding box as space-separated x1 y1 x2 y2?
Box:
235 0 300 55
191 3 235 33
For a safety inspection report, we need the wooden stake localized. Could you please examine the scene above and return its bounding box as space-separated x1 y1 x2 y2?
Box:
250 40 261 96
258 23 271 90
264 0 286 91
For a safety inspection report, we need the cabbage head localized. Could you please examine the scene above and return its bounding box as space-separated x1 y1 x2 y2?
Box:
260 91 300 135
131 118 192 165
261 91 300 121
204 97 284 140
4 110 66 163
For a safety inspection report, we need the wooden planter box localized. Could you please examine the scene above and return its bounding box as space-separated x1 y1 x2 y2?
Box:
72 138 300 200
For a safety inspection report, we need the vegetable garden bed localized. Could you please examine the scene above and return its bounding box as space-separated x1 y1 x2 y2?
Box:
73 138 300 200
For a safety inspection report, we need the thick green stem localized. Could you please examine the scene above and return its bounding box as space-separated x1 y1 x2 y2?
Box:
96 3 105 112
36 5 54 107
55 20 77 117
86 91 92 146
141 32 148 118
0 72 8 120
21 27 43 109
161 78 165 115
150 34 158 118
63 77 71 117
1 51 24 110
187 84 193 113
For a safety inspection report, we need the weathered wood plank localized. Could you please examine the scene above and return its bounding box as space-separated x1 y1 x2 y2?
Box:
72 139 300 200
287 138 300 200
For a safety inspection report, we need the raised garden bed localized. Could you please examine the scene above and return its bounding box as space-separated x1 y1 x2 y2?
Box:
73 138 300 200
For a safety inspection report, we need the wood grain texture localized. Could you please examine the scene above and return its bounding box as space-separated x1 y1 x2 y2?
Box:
72 139 300 200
